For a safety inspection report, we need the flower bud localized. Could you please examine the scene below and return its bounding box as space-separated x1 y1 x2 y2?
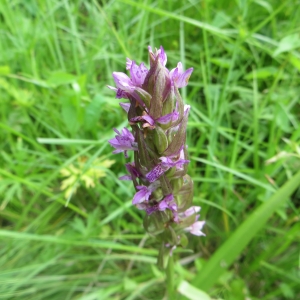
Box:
152 125 168 154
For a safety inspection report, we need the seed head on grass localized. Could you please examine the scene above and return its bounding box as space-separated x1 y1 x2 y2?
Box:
108 46 205 256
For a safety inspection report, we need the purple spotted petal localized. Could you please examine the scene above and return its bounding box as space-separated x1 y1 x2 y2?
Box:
107 86 128 99
145 164 165 183
130 61 148 86
116 88 128 99
108 128 137 157
132 185 152 205
160 156 189 169
156 111 179 124
170 62 193 88
176 68 193 88
158 194 177 211
112 72 135 91
130 115 155 127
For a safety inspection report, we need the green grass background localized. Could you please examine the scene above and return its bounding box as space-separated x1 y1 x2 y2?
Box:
1 0 300 299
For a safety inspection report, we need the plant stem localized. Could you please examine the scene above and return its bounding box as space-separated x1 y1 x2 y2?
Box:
166 254 175 299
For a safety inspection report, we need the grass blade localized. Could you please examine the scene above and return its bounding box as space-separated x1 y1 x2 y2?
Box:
193 169 300 290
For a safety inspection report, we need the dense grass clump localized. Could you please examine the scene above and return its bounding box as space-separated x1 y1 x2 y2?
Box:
0 0 300 299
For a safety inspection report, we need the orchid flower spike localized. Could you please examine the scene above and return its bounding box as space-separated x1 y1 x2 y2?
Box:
108 46 204 258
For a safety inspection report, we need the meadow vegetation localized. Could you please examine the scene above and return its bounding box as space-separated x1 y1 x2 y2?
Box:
0 0 300 299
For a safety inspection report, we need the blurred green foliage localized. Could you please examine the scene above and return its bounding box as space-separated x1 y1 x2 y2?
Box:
0 0 300 299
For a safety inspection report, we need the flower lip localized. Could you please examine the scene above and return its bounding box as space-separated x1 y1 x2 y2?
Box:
132 182 160 205
132 185 152 205
185 220 206 236
170 62 193 88
108 128 138 158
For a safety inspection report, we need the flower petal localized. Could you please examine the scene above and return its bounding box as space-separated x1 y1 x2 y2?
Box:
108 128 137 156
175 68 193 88
119 102 130 113
184 206 201 217
156 111 179 124
145 164 165 183
126 58 133 70
112 72 134 90
132 186 152 205
170 62 193 88
130 61 148 86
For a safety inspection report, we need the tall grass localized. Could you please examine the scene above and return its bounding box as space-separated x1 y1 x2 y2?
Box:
1 0 299 299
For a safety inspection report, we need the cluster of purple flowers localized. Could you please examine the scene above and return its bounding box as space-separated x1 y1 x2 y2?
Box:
108 46 205 250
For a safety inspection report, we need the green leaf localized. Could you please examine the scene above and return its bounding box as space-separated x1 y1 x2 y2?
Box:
193 169 300 291
244 66 278 79
273 34 300 57
210 58 231 68
177 281 212 300
275 103 291 133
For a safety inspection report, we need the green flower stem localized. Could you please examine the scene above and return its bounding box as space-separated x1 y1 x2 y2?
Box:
166 254 175 299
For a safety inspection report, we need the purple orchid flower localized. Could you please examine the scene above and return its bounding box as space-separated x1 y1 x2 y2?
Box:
130 113 156 129
158 194 177 212
132 182 159 205
129 61 148 86
145 194 177 215
132 185 152 205
119 162 141 181
145 148 189 183
108 128 138 158
107 72 135 99
185 220 206 236
170 62 193 88
148 45 167 66
108 59 149 101
130 111 179 129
